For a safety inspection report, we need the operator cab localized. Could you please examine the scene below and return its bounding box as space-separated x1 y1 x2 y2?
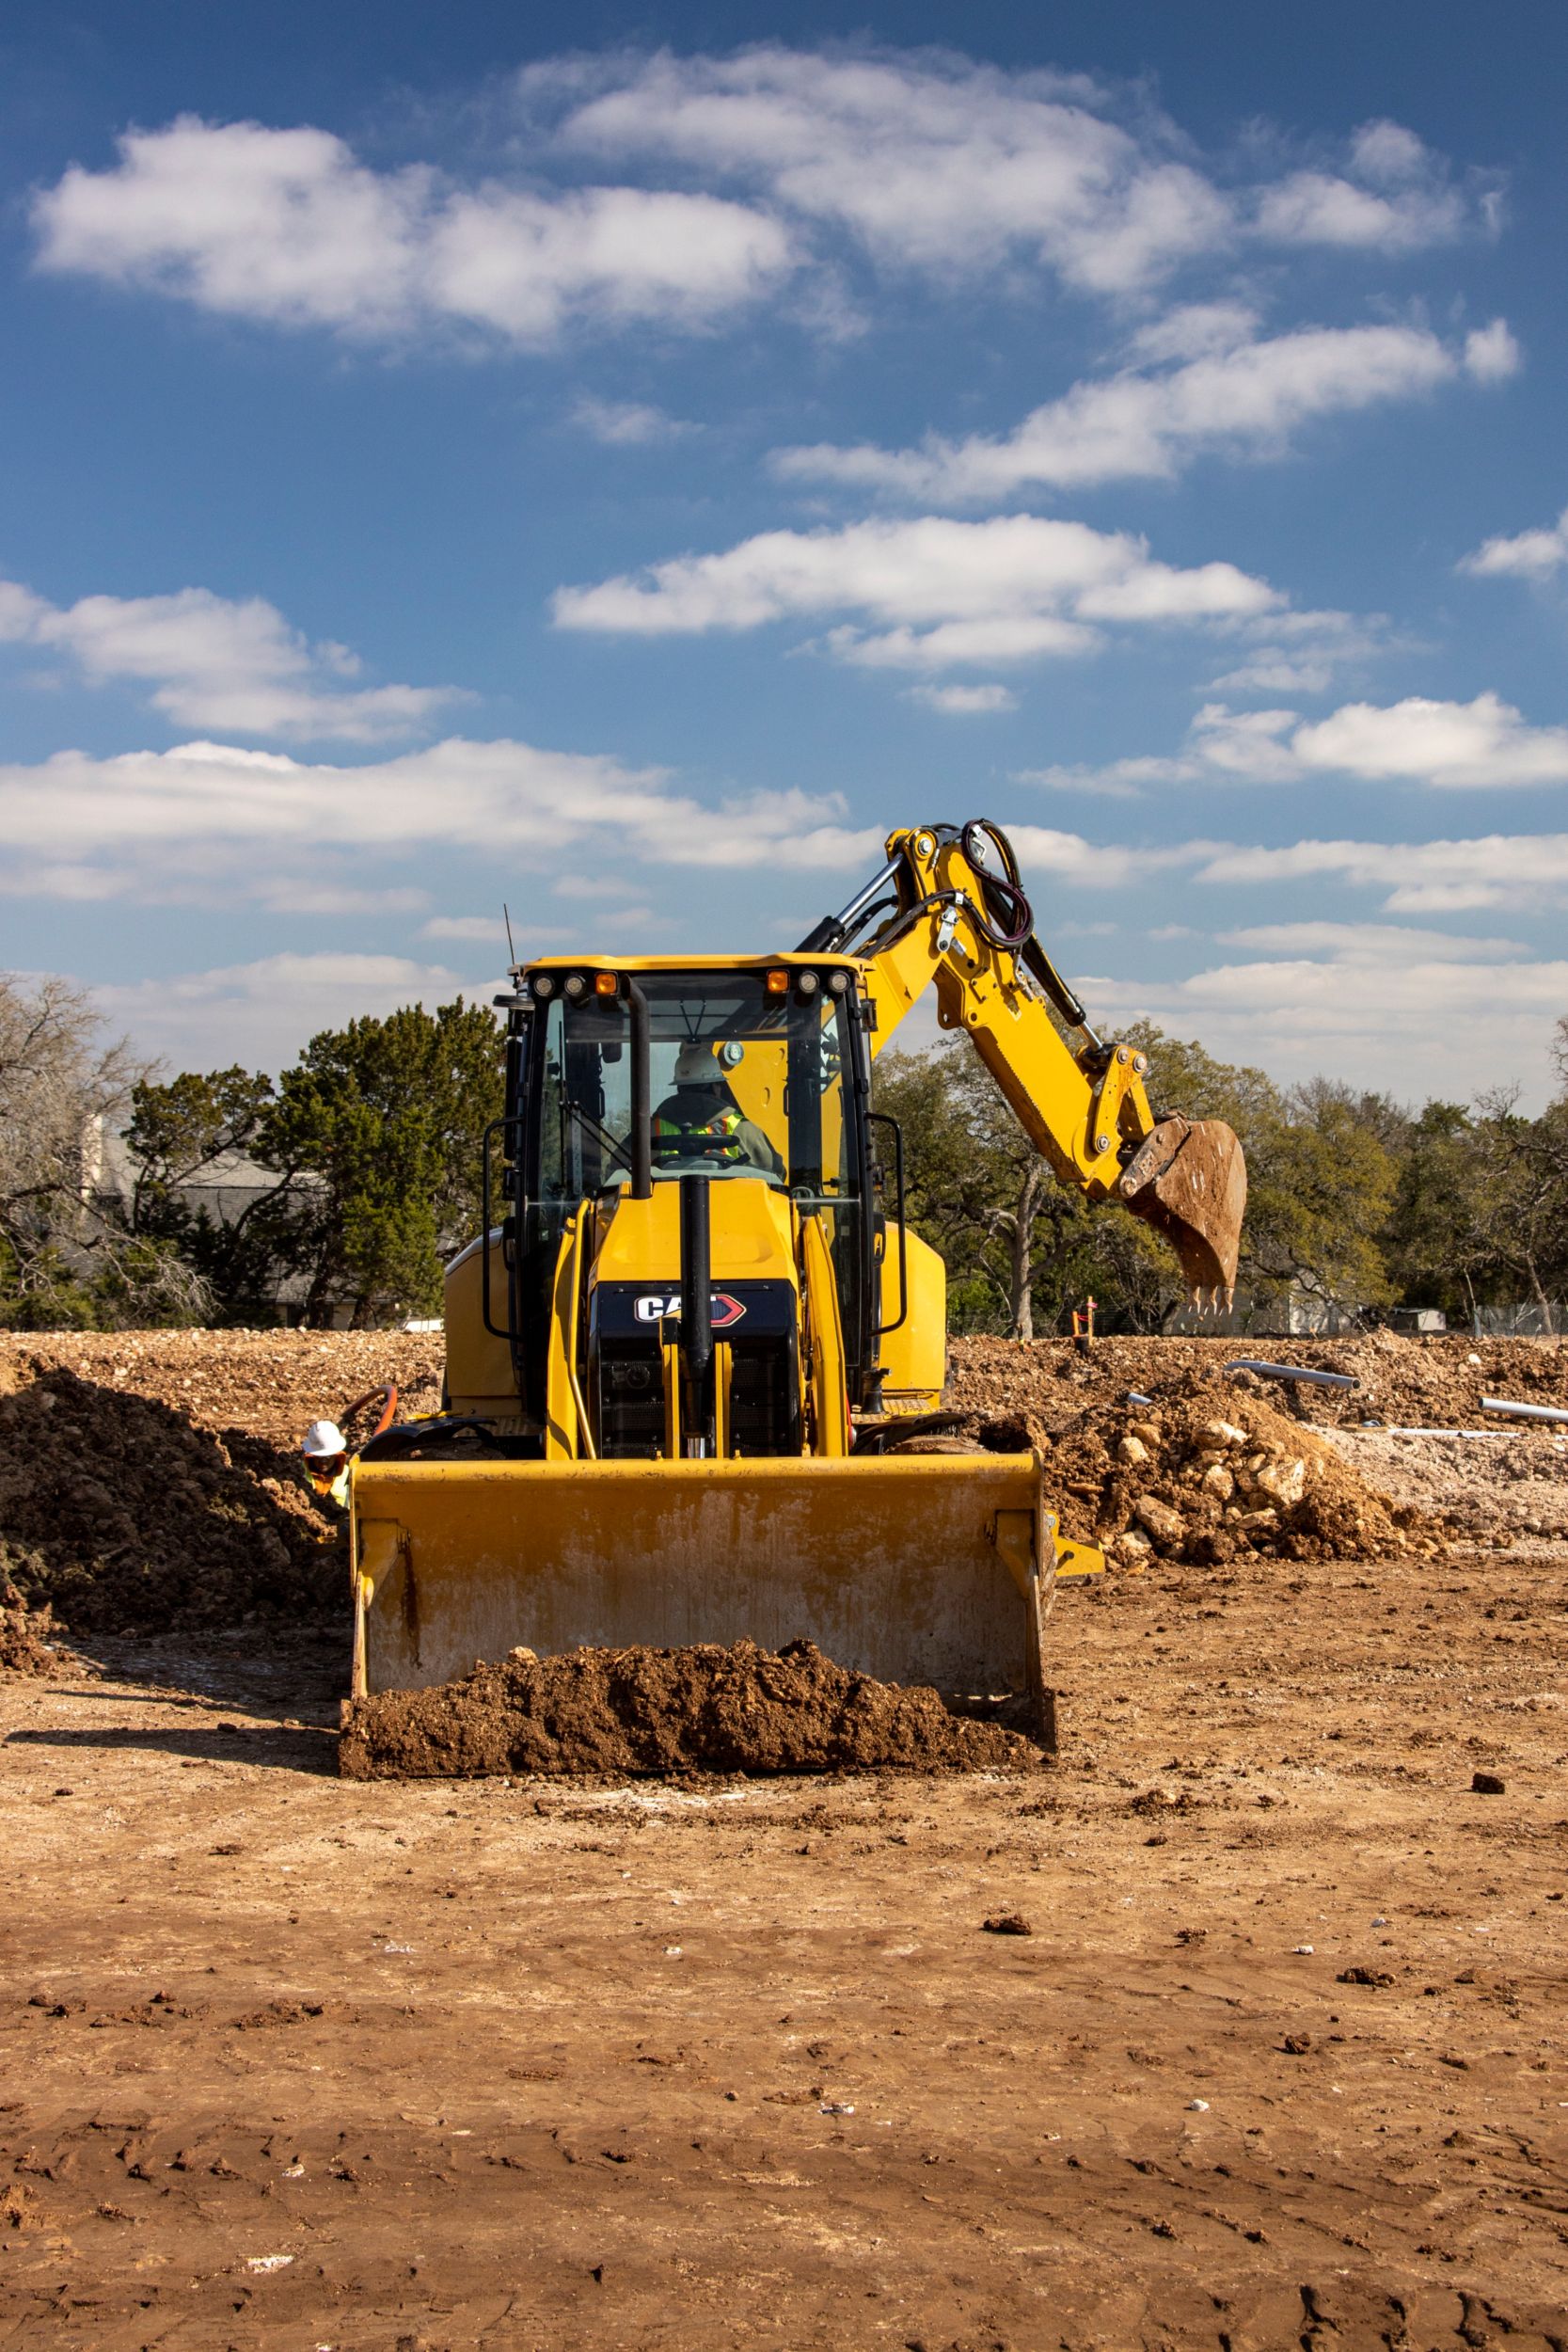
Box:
490 960 879 1448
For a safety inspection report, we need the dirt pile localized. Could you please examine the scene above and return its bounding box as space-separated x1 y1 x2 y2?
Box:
958 1373 1441 1565
0 1576 77 1678
339 1638 1045 1781
0 1362 342 1637
1322 1425 1568 1548
0 1327 444 1451
945 1330 1568 1435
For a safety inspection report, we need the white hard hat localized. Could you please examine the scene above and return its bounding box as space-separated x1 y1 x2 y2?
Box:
302 1419 347 1458
674 1041 721 1085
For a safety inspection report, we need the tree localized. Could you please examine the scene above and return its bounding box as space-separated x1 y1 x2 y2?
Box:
0 971 202 1327
877 1023 1406 1337
124 1066 288 1322
1130 1033 1398 1313
1465 1088 1568 1334
255 998 503 1325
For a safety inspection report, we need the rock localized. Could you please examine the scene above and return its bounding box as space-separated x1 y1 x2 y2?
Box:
1117 1434 1150 1467
1199 1463 1235 1502
982 1913 1033 1936
1127 1421 1163 1447
1132 1495 1184 1547
1471 1771 1506 1795
1237 1508 1279 1532
1118 1528 1152 1559
1254 1457 1307 1507
1197 1420 1248 1449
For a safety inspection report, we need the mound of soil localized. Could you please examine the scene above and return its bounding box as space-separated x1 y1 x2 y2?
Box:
0 1580 76 1678
945 1330 1568 1435
0 1362 341 1636
1321 1425 1568 1549
958 1373 1441 1566
339 1639 1044 1782
0 1327 444 1451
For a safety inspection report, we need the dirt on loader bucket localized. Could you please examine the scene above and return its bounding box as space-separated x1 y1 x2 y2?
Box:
351 1452 1062 1734
1117 1114 1246 1302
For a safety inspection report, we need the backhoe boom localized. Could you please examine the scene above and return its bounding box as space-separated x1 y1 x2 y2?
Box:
800 820 1245 1302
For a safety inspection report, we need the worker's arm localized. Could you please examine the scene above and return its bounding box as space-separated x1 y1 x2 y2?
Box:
798 820 1245 1297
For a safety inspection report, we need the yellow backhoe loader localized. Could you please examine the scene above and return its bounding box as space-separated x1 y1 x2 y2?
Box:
349 820 1245 1737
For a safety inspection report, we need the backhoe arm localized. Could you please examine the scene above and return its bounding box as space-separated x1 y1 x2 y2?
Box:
799 821 1246 1302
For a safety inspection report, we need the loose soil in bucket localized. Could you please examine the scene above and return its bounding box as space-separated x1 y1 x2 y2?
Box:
338 1638 1045 1780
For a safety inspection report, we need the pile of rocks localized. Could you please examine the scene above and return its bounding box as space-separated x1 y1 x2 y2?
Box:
972 1375 1443 1566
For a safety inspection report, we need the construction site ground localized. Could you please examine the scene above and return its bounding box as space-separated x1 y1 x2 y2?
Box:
2 1329 1566 2349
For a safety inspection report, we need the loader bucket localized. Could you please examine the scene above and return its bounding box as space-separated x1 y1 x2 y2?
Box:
1117 1114 1246 1304
350 1453 1088 1741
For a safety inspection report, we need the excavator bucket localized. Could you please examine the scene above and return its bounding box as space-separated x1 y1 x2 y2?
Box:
1116 1115 1247 1305
350 1452 1097 1741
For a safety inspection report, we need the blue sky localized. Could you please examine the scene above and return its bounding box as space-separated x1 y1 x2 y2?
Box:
2 0 1566 1103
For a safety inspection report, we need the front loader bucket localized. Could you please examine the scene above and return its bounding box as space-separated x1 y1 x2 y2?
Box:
351 1454 1090 1741
1117 1114 1247 1304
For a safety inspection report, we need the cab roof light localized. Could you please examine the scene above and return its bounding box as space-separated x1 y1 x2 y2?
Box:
766 968 789 993
827 970 850 995
562 973 589 1000
531 972 556 997
594 971 620 996
797 969 820 995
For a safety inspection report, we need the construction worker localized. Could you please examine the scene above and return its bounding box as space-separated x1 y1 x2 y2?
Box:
651 1041 784 1178
301 1419 352 1510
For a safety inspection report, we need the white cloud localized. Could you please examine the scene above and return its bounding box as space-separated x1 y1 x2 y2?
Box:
909 682 1018 714
0 571 456 741
997 824 1206 891
32 117 794 346
570 395 693 444
1292 692 1568 787
1087 932 1567 1104
421 914 510 942
1215 919 1528 961
1029 691 1568 794
1460 502 1568 580
94 950 477 1072
1462 319 1521 382
552 514 1278 673
32 67 1498 358
1196 831 1568 912
1204 606 1395 697
0 733 882 908
772 319 1513 501
535 53 1491 294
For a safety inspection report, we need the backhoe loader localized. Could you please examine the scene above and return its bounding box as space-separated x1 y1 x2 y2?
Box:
348 821 1245 1736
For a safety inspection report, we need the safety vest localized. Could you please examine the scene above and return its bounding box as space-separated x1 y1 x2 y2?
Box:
309 1464 351 1511
651 1098 748 1163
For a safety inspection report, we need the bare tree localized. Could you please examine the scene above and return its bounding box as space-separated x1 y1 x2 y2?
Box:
0 971 207 1325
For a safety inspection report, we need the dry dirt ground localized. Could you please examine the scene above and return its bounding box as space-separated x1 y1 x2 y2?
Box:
1 1335 1566 2349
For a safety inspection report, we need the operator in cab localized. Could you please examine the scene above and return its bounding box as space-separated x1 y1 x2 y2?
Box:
651 1041 784 1179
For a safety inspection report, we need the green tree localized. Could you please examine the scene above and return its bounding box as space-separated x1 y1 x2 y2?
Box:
124 1067 286 1321
1465 1088 1568 1334
1383 1101 1491 1326
256 998 503 1325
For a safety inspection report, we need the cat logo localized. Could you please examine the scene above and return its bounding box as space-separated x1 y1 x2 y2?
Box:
633 1292 747 1327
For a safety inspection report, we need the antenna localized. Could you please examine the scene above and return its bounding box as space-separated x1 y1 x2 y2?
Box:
503 902 516 968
